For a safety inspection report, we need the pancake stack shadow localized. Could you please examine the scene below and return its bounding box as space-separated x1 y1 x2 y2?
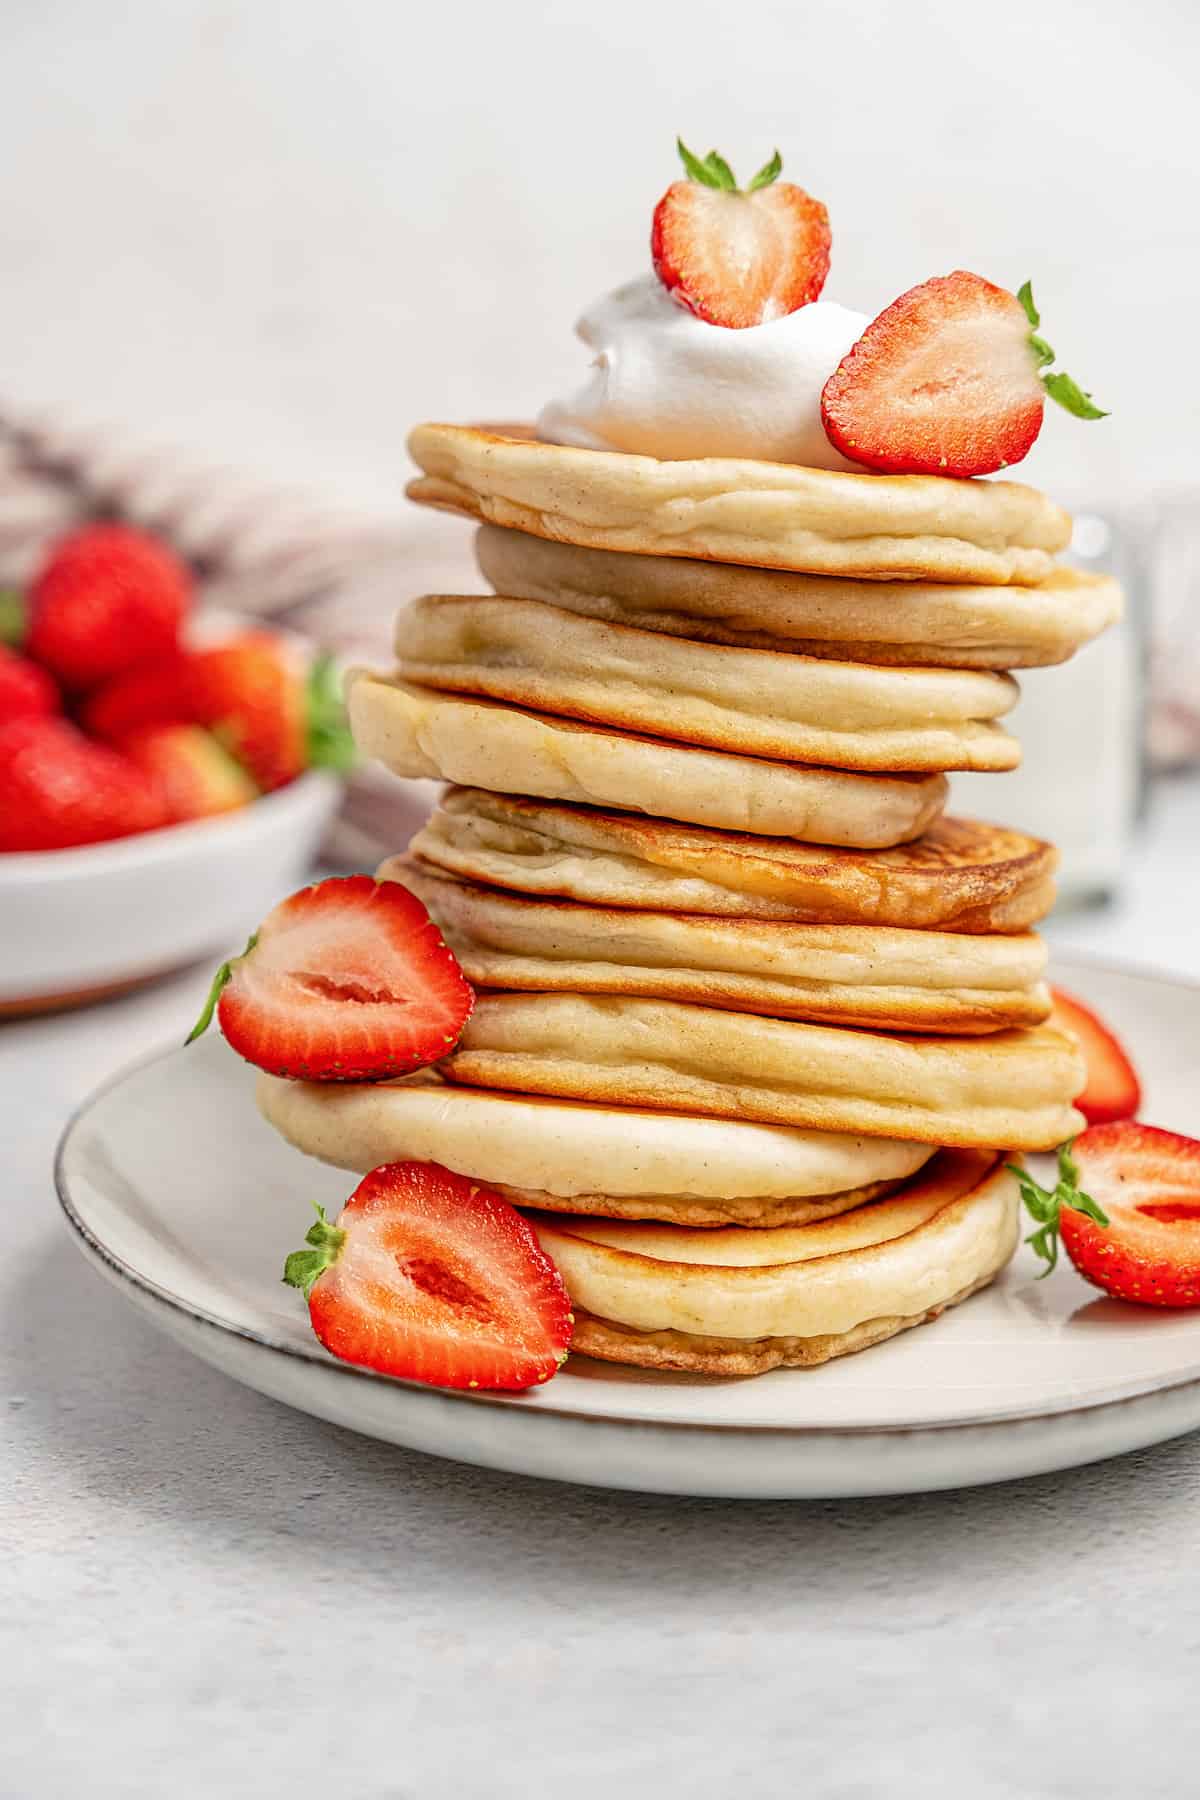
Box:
265 426 1123 1376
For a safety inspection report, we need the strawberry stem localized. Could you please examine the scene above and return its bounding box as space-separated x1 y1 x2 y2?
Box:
283 1202 347 1299
1007 1139 1110 1277
185 932 257 1045
0 590 27 647
305 654 356 775
1016 280 1109 421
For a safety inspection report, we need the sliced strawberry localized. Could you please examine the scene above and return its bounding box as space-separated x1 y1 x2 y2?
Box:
187 874 475 1080
1050 986 1141 1126
120 724 257 823
651 141 830 329
80 653 199 743
283 1161 574 1389
821 273 1107 477
1015 1125 1200 1307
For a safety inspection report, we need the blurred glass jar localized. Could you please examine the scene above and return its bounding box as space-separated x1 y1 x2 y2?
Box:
951 512 1145 910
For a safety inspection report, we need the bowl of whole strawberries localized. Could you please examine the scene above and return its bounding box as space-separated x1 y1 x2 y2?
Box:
0 523 349 1014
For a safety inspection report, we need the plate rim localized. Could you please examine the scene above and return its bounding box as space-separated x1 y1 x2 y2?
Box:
54 950 1200 1444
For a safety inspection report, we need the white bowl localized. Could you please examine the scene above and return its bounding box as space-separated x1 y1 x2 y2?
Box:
0 771 342 1013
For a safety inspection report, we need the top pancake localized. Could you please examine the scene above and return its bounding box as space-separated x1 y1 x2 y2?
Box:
407 424 1072 585
475 524 1122 670
411 788 1058 933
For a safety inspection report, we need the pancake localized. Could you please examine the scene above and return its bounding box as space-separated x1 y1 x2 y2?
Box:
393 856 1051 1035
443 993 1086 1149
347 672 948 848
407 426 1071 585
255 1073 935 1227
530 1150 1019 1372
411 789 1058 933
475 524 1122 670
393 595 1020 774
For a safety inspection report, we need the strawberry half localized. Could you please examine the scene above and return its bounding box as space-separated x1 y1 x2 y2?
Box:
187 874 475 1080
821 272 1106 477
283 1161 574 1390
1050 986 1141 1126
651 141 830 329
1013 1125 1200 1308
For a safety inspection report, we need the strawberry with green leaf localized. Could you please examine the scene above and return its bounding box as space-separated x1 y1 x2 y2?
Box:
1012 1124 1200 1307
283 1161 574 1390
651 139 831 328
821 271 1106 477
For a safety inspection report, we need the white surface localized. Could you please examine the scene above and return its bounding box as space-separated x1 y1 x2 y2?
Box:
0 772 340 1004
1 1 1197 515
5 777 1200 1792
54 971 1200 1496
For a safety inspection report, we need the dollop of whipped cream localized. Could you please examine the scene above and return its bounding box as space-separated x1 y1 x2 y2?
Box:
538 275 868 470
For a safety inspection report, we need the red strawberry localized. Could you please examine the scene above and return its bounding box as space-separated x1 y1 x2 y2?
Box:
79 652 198 743
120 725 257 823
821 272 1107 477
283 1161 573 1389
651 141 830 329
187 874 474 1080
23 524 192 691
1013 1126 1200 1308
0 716 169 851
190 635 351 791
0 643 60 721
1050 986 1141 1126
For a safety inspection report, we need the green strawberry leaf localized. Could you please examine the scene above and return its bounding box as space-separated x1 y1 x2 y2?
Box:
677 138 727 189
1007 1139 1110 1278
747 149 783 192
1043 370 1110 420
0 590 27 646
282 1202 347 1300
1016 279 1040 330
185 932 257 1044
702 149 738 191
1017 278 1109 420
305 653 356 775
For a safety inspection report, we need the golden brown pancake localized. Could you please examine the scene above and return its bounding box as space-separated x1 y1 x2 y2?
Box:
529 1149 1019 1372
393 856 1051 1035
347 672 949 848
255 1072 936 1228
443 992 1085 1149
410 789 1058 933
393 594 1021 773
406 424 1071 585
475 524 1122 669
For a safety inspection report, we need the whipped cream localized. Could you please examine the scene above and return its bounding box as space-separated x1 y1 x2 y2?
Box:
538 274 868 470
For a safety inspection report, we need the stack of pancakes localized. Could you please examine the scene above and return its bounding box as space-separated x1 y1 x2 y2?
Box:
261 425 1122 1376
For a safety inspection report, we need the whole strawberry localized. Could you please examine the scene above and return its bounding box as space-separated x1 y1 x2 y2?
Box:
190 635 352 791
0 717 169 851
80 652 198 743
0 643 60 721
23 524 192 691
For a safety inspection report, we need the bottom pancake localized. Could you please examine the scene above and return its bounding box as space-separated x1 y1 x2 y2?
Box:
527 1151 1018 1373
567 1275 994 1374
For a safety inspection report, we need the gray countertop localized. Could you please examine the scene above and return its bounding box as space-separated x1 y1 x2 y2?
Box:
6 780 1200 1799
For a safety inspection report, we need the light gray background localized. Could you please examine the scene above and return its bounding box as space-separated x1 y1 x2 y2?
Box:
3 0 1197 510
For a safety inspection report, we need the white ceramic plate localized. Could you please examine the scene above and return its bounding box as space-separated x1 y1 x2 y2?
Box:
0 771 341 1011
56 954 1200 1498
